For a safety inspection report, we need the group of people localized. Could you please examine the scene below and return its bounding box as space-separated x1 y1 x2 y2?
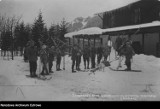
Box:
71 43 112 73
24 36 135 77
71 36 135 73
24 40 63 77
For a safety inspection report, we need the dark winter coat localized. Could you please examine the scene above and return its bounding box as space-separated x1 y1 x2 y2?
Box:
97 46 103 56
103 46 111 57
56 49 62 58
24 46 29 59
27 46 38 62
83 46 90 58
90 47 96 58
123 46 135 59
115 37 123 51
40 49 48 64
71 48 78 60
48 47 55 61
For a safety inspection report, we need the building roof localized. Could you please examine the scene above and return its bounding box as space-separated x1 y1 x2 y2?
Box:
64 31 78 38
65 21 160 38
64 27 103 38
96 0 141 17
102 21 160 34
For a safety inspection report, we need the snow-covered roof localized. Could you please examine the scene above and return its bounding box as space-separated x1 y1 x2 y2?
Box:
103 21 160 34
65 27 103 38
64 31 79 38
76 27 103 35
65 21 160 38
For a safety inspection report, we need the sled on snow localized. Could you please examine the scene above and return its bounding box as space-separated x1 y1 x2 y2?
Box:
88 61 111 75
108 67 142 72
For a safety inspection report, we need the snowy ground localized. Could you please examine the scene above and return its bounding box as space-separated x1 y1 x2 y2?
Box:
1 49 160 101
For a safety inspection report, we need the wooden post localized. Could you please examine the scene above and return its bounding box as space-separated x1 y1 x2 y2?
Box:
78 38 80 46
101 38 103 45
69 38 71 46
88 38 90 46
94 37 96 48
83 36 84 49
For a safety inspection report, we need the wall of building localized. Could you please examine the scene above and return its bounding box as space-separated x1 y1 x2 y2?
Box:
103 0 160 29
144 32 159 56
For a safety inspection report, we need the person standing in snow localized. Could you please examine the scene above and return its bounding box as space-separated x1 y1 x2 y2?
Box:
48 46 55 73
90 45 96 69
83 44 90 69
27 40 38 77
97 44 103 64
40 44 49 75
24 42 30 62
76 45 82 71
56 48 62 71
103 43 111 62
107 36 112 61
115 36 123 57
71 45 78 73
115 36 127 69
123 41 135 71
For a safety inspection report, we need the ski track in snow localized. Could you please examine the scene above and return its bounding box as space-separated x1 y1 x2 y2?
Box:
1 51 160 101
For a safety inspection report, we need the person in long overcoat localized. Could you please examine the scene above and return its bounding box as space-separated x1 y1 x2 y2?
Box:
27 40 38 77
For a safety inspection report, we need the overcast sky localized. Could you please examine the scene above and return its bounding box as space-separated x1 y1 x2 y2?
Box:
1 0 140 25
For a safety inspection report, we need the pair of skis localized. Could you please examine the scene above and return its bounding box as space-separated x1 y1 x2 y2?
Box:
26 75 52 80
108 67 142 72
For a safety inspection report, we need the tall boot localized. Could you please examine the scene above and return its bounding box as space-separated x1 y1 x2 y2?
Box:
125 61 131 71
84 62 86 69
72 65 76 73
128 62 131 71
87 61 90 69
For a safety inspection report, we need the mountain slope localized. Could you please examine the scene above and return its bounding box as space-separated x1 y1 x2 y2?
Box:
67 15 102 32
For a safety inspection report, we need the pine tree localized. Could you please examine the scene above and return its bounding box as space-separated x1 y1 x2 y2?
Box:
32 11 45 47
48 24 55 38
41 26 49 44
55 24 60 39
14 23 20 51
1 31 12 51
25 24 32 41
59 18 68 42
47 24 56 47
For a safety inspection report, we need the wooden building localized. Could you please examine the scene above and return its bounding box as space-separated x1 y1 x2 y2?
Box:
100 0 160 56
102 0 160 29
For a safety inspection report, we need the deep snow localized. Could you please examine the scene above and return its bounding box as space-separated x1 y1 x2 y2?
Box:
1 49 160 101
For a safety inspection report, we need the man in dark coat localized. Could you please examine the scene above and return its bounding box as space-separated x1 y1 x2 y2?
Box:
115 36 123 56
40 44 49 75
71 45 78 73
56 48 62 71
27 40 38 77
97 44 103 64
24 42 30 62
123 41 135 71
103 44 111 62
48 46 55 73
90 45 96 69
76 46 82 71
83 45 90 69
